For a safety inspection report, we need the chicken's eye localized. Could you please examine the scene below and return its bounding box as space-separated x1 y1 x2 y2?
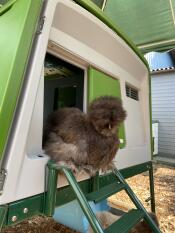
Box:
104 123 111 129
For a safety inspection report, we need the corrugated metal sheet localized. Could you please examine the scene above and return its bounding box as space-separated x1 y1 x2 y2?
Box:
145 51 175 70
151 72 175 156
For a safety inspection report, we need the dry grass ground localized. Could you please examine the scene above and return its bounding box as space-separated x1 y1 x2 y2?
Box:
2 164 175 233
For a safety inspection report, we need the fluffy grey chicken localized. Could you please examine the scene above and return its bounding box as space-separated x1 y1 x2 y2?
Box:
43 96 126 175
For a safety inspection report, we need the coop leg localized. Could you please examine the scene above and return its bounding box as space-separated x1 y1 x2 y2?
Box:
45 164 58 216
148 162 156 213
91 172 99 192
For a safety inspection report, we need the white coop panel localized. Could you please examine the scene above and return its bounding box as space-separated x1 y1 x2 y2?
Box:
0 0 151 204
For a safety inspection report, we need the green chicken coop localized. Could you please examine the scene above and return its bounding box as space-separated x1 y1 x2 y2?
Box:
0 0 162 232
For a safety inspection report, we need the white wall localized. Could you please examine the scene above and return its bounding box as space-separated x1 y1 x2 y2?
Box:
152 72 175 157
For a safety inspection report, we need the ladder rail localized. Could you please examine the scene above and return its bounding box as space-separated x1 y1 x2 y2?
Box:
62 167 104 233
113 168 161 233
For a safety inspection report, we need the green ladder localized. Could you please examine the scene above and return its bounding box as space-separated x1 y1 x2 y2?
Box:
45 162 161 233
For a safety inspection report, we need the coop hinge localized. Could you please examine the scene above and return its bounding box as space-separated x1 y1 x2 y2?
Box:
36 15 46 34
0 169 7 195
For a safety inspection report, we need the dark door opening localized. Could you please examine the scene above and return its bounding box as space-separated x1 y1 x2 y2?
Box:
44 53 84 124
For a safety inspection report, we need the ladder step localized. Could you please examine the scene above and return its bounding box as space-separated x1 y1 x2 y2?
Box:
104 209 144 233
86 182 125 203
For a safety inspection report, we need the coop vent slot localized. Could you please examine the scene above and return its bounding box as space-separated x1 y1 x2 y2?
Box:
126 85 139 101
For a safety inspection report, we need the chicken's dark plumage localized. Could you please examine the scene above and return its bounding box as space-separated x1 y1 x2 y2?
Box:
43 96 126 175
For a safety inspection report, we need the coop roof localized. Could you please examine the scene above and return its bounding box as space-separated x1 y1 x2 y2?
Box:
92 0 175 53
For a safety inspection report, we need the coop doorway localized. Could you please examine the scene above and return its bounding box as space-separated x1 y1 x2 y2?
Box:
44 53 84 124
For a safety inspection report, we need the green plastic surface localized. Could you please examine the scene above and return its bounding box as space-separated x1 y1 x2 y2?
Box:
88 67 126 148
7 194 44 226
0 0 42 161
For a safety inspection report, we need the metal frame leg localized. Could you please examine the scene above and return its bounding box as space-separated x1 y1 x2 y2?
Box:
45 163 58 216
148 163 156 213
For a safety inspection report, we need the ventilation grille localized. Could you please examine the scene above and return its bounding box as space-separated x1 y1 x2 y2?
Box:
126 85 139 101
